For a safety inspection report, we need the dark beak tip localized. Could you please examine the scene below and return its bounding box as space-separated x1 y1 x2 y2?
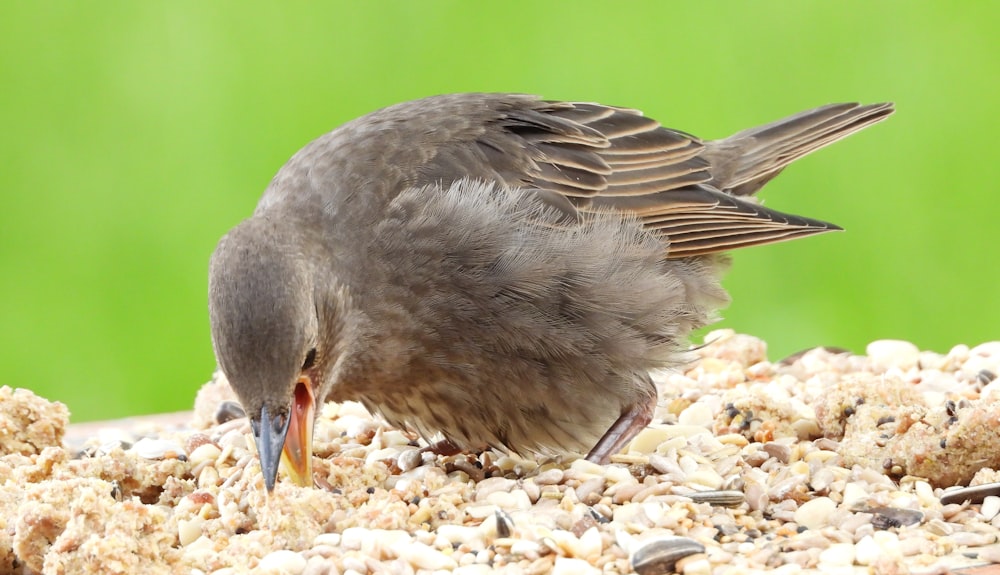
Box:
256 405 291 492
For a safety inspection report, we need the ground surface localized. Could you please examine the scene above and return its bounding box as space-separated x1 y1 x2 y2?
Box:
3 330 1000 574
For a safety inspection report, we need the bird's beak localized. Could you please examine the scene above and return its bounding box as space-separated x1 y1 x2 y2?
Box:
255 376 315 492
256 403 290 492
279 376 315 488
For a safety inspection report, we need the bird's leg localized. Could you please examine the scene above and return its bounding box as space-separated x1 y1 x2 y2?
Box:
421 437 464 457
586 394 656 464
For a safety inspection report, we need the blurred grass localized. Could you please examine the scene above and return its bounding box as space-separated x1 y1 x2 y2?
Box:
1 2 997 422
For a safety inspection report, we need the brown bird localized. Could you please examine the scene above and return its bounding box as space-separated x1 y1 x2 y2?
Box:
208 93 893 491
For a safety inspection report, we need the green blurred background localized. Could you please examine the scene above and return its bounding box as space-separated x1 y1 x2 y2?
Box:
1 3 997 423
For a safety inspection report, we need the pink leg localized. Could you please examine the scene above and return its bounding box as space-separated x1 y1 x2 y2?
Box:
586 394 656 464
421 437 464 457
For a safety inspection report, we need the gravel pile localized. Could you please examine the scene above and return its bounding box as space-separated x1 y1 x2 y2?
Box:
3 330 1000 574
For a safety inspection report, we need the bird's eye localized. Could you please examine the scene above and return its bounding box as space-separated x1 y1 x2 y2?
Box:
302 348 317 371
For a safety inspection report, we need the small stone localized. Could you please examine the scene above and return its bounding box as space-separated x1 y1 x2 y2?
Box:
454 565 496 575
950 531 996 547
842 483 869 509
398 541 457 570
131 437 186 460
977 544 1000 563
189 443 222 467
257 550 307 575
551 557 600 575
177 517 204 547
854 535 880 566
677 554 711 575
396 448 422 471
818 543 855 566
677 402 715 428
984 496 1000 520
533 468 565 485
577 527 603 560
762 442 792 464
437 524 486 549
312 533 341 547
794 497 837 530
866 340 920 371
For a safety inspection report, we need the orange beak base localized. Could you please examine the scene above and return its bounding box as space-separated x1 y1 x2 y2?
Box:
279 376 315 487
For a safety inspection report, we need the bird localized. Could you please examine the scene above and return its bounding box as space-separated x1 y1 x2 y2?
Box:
207 93 893 491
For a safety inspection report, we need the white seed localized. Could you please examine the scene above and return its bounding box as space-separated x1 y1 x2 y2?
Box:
631 536 705 575
178 517 204 546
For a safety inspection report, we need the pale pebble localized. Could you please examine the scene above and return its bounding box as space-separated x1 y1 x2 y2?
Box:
257 550 306 575
983 496 1000 520
842 482 869 509
301 557 336 575
977 543 1000 563
950 530 997 547
465 504 498 520
510 539 542 556
604 464 635 485
578 526 603 560
313 532 341 547
182 535 216 562
533 468 564 485
794 497 837 530
364 446 402 466
131 437 186 460
437 524 486 548
678 402 715 428
178 516 204 546
568 458 606 477
486 489 532 511
551 556 600 575
454 565 496 575
867 339 920 371
474 476 517 500
817 543 855 566
398 541 457 570
189 442 222 466
628 426 672 454
340 527 367 550
678 555 712 575
686 466 725 490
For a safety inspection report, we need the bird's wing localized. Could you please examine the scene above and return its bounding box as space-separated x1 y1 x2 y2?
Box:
469 97 892 258
291 94 892 258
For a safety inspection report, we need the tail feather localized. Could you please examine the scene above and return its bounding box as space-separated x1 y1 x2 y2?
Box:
705 102 894 196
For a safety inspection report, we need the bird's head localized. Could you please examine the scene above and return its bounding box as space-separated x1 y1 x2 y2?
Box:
208 216 322 492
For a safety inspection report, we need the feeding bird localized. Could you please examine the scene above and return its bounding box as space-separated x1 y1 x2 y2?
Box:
208 93 893 490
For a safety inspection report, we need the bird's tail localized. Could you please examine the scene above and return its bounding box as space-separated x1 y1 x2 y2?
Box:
705 102 894 196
